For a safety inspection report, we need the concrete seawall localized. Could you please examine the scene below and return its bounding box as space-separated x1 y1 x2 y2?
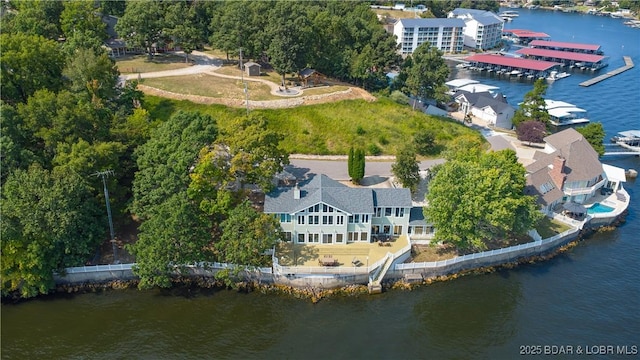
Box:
54 225 589 289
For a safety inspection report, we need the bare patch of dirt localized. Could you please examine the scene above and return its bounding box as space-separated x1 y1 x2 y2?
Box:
94 219 139 265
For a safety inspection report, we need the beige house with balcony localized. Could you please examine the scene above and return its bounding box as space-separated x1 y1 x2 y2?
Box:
524 128 626 213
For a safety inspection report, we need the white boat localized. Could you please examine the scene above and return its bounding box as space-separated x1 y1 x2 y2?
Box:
510 70 522 76
547 70 571 81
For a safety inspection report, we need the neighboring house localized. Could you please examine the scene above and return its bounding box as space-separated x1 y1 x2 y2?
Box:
244 62 261 76
264 174 429 244
448 8 504 50
393 18 465 55
524 128 626 213
454 90 515 129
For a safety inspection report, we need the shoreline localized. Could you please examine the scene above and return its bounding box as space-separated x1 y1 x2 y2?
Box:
1 217 623 304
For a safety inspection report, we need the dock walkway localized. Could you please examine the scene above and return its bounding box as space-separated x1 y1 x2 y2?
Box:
579 56 634 87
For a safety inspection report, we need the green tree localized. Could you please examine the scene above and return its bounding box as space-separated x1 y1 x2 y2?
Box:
164 2 203 63
129 192 214 289
1 165 104 298
0 33 65 104
414 129 436 156
1 0 63 39
216 114 288 192
392 145 421 193
350 148 365 184
576 122 606 156
215 200 283 285
62 48 120 106
61 0 106 38
424 150 542 252
115 0 165 59
402 42 450 108
209 1 255 62
131 111 218 220
512 79 549 127
266 2 312 86
0 102 38 182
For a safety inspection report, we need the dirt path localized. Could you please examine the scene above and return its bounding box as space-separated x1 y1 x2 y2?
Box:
120 50 376 107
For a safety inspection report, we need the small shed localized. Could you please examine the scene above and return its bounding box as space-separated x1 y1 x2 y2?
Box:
245 62 261 77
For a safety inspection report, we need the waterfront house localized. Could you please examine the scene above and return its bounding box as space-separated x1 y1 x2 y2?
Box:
393 18 465 55
454 90 515 129
524 128 626 213
264 174 432 244
448 8 504 50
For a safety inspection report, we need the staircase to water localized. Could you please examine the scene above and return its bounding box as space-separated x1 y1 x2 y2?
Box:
368 252 394 294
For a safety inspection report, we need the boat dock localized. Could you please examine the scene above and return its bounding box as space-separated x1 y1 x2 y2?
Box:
579 56 634 87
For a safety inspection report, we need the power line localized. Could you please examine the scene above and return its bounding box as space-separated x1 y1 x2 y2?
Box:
92 170 118 264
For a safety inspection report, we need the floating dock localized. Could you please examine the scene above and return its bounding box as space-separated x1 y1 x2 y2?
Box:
579 56 634 87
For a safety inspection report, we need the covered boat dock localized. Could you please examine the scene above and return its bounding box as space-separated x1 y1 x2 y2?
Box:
516 48 608 71
464 54 560 78
529 40 603 55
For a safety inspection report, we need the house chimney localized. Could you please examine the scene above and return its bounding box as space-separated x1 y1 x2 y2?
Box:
549 156 566 190
293 184 301 200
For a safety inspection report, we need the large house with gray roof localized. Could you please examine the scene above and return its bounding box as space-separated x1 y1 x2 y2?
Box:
454 90 515 129
524 128 626 213
393 18 465 55
448 8 504 50
264 174 431 244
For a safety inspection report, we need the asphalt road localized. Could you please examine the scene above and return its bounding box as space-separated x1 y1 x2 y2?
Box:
286 158 445 181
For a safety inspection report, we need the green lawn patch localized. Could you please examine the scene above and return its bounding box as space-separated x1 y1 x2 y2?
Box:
115 53 193 74
141 74 278 100
142 95 484 155
535 217 572 239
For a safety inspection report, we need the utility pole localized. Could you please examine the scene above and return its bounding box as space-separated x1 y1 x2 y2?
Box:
93 170 118 264
239 47 249 116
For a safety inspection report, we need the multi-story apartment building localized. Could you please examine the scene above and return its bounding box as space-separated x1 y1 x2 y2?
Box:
448 8 504 50
393 18 465 55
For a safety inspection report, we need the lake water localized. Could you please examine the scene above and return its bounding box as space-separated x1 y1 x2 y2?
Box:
2 9 639 360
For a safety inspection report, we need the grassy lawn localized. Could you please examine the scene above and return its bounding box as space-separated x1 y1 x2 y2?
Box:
115 53 193 74
214 65 298 86
141 74 279 101
411 244 457 262
143 95 485 155
535 217 572 239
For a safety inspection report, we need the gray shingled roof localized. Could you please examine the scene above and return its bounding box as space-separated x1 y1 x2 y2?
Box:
455 90 514 114
372 188 412 207
409 207 428 226
398 18 465 28
450 8 503 26
264 174 375 215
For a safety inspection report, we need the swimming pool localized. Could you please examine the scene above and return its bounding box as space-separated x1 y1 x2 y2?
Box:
587 202 615 214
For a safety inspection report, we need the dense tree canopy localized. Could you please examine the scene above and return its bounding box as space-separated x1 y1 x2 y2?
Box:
392 145 421 194
577 122 606 156
1 165 105 298
512 79 550 127
401 43 450 107
131 111 218 220
0 33 65 104
129 192 214 289
425 150 542 252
